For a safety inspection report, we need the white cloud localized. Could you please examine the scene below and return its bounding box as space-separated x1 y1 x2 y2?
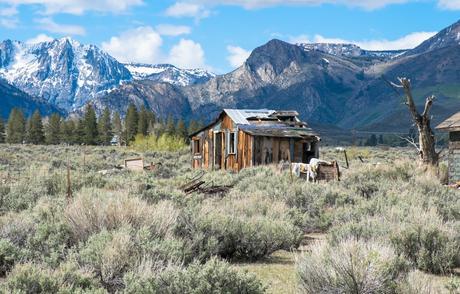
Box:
26 33 54 44
102 27 210 69
168 39 206 68
164 0 460 10
165 2 210 19
288 31 436 50
101 26 163 64
0 17 18 28
288 34 310 44
0 0 143 15
166 0 411 10
438 0 460 9
156 24 191 36
226 45 251 68
0 5 17 16
36 17 86 35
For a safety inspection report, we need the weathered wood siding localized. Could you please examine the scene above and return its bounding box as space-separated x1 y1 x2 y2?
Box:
449 141 460 184
191 112 319 172
237 130 253 170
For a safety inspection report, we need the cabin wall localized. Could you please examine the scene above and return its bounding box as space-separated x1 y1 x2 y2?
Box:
252 136 318 166
448 139 460 184
191 113 246 172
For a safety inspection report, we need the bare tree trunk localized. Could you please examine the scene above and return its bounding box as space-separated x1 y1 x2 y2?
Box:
398 77 439 166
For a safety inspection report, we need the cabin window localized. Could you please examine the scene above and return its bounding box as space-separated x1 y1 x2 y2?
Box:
228 132 237 154
193 138 201 154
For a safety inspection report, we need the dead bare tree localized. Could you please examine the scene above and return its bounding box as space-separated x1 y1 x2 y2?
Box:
388 77 439 166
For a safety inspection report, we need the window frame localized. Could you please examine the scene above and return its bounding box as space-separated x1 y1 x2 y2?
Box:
193 138 201 155
228 131 237 155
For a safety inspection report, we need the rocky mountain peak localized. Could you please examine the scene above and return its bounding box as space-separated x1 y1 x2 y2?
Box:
408 19 460 55
246 39 308 76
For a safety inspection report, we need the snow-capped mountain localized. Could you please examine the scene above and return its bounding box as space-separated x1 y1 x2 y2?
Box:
0 37 132 112
297 43 406 59
125 63 215 86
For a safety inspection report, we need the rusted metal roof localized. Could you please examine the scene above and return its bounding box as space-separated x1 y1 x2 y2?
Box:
436 112 460 131
224 109 276 125
188 108 318 138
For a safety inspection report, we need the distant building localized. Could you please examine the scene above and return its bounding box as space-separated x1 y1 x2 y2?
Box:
189 109 320 172
110 135 120 146
436 112 460 183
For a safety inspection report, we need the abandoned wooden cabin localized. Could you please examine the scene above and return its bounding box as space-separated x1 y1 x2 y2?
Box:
189 109 320 171
437 111 460 184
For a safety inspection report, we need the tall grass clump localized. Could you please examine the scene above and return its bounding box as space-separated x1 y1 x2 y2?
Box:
296 239 408 294
131 134 187 152
64 188 178 243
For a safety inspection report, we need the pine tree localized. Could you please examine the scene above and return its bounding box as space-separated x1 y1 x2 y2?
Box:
0 118 4 143
137 105 149 136
166 115 175 135
74 119 85 145
46 113 61 145
61 119 76 145
188 119 199 136
27 110 45 144
112 111 123 146
125 103 138 143
83 104 98 145
176 118 187 139
145 110 155 135
365 134 378 146
6 108 26 144
378 134 384 145
98 107 112 145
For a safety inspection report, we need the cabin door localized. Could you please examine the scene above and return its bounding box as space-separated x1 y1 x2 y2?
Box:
214 132 223 169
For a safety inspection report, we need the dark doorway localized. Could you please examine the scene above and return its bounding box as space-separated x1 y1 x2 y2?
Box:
214 132 223 169
303 142 316 163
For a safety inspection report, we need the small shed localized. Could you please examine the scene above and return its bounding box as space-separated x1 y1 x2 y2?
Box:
436 112 460 184
189 109 320 172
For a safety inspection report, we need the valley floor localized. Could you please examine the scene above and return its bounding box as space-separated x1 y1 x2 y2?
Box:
0 144 458 293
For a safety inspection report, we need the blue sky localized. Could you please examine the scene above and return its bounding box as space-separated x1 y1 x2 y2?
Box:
0 0 459 73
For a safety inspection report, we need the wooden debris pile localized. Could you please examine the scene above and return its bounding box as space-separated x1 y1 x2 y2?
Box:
124 158 162 172
180 172 233 196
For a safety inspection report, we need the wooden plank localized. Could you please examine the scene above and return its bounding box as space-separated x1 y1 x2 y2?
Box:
125 158 144 171
273 139 280 163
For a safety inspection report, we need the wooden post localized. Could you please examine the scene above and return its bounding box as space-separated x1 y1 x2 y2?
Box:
335 161 340 181
343 149 349 169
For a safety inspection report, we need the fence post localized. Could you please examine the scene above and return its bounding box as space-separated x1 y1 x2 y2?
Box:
343 149 349 169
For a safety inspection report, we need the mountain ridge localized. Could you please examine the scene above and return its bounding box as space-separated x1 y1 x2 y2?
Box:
1 20 460 132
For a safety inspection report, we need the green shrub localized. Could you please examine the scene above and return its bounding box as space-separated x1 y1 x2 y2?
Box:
178 204 302 261
2 262 104 293
397 270 455 294
0 200 72 267
391 216 458 274
131 134 187 152
296 239 408 294
77 228 136 290
2 263 60 293
0 239 20 277
124 257 266 294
